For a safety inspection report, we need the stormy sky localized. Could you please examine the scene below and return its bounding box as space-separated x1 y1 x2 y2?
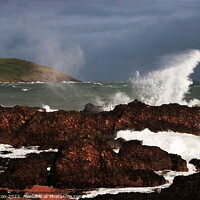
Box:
0 0 200 81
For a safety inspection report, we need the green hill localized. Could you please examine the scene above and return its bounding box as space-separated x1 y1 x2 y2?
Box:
0 58 80 82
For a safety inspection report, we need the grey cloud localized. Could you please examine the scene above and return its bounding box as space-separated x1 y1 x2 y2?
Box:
0 0 200 80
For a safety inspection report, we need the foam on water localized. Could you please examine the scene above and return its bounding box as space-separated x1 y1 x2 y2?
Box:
131 49 200 106
0 144 57 158
81 130 199 199
22 88 29 92
81 183 171 199
116 129 200 162
41 104 58 112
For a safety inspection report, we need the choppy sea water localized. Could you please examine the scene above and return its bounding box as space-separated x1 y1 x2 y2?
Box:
0 81 199 111
1 50 200 110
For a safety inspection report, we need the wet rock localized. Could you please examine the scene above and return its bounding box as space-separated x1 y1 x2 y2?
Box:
0 105 42 146
118 140 188 171
0 152 56 189
16 110 87 148
83 103 104 114
18 100 200 149
189 158 200 171
113 100 200 135
81 172 200 200
104 138 122 149
115 137 126 145
0 100 199 148
170 154 188 171
50 137 166 189
166 172 200 194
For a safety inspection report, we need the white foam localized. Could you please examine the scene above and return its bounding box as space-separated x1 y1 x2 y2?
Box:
116 129 200 163
81 183 170 199
0 144 57 158
81 171 195 198
21 88 29 92
97 92 131 111
131 49 200 106
41 105 58 112
81 130 200 199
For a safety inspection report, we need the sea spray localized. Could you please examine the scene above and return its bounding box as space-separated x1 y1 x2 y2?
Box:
131 49 200 106
97 92 131 111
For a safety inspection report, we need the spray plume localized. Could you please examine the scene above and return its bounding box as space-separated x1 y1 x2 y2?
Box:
131 49 200 106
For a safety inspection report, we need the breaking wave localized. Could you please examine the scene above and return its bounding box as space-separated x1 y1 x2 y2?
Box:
131 49 200 106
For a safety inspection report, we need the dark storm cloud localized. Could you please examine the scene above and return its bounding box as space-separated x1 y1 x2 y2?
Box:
0 0 200 80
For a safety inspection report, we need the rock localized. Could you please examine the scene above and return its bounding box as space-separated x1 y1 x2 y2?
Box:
16 110 86 148
0 100 199 148
166 172 200 194
104 138 122 149
50 137 166 189
118 140 188 171
0 152 56 189
115 137 126 145
83 103 104 114
169 154 188 171
113 100 200 135
189 158 200 171
0 105 42 146
81 172 200 200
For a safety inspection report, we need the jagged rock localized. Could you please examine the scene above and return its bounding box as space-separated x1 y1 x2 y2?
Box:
118 140 188 171
16 110 86 148
0 105 42 146
115 137 126 145
81 172 200 200
0 152 56 189
189 158 200 171
167 172 200 194
83 103 104 114
104 138 122 149
50 137 166 189
113 100 200 134
169 154 188 172
0 100 199 148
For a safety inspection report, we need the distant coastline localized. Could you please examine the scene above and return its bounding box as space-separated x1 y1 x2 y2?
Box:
0 58 80 82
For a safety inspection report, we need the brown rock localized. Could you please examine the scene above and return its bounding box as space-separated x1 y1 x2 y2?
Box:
0 106 42 146
189 158 200 171
83 103 104 114
0 100 199 148
50 137 166 189
0 152 56 190
81 172 200 200
118 140 188 171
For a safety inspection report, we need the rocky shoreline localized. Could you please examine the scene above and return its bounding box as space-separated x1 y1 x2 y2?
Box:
0 100 199 199
0 100 199 148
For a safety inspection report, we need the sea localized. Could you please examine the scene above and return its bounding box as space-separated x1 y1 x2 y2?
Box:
0 80 199 112
1 50 200 110
0 49 200 198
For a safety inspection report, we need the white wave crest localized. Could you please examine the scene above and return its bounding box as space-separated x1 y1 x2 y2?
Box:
40 105 58 112
96 92 131 111
131 49 200 106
